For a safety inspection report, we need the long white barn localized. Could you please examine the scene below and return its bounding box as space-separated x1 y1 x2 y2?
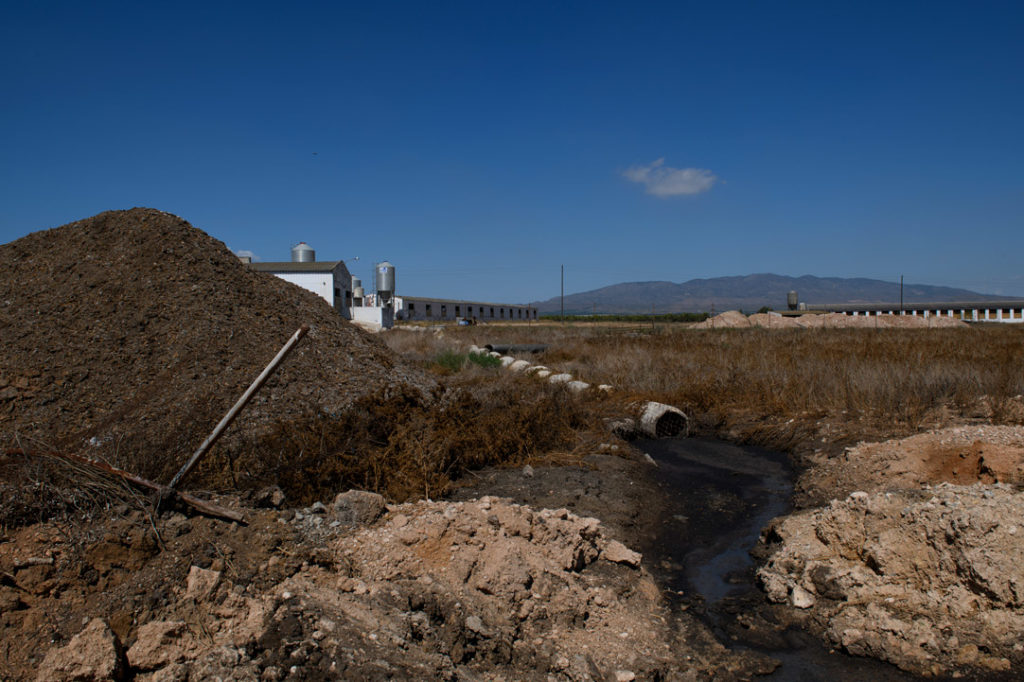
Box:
393 295 536 322
807 300 1024 323
246 257 535 328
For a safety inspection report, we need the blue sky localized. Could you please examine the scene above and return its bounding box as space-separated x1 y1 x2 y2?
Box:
2 1 1022 303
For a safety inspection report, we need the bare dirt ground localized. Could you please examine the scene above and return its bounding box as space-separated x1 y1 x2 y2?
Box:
1 461 776 681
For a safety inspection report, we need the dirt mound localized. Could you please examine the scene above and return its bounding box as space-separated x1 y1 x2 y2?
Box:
758 484 1024 676
692 310 751 329
801 425 1024 500
745 312 801 328
0 208 433 499
5 491 769 680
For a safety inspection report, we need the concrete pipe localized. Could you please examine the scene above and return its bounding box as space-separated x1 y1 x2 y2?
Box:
509 360 532 372
605 417 637 439
468 345 484 355
548 373 573 384
535 369 552 379
525 365 549 374
567 381 591 393
488 351 501 358
597 384 614 393
637 402 689 438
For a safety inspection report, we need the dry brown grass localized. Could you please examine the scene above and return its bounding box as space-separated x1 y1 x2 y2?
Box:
8 323 1021 527
227 374 606 505
388 324 1024 452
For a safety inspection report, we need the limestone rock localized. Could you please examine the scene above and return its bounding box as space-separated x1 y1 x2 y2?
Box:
36 618 126 682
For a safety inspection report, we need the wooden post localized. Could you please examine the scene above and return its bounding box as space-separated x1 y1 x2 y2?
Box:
168 325 309 490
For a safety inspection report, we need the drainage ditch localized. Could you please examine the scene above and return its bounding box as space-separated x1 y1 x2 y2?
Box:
637 437 917 681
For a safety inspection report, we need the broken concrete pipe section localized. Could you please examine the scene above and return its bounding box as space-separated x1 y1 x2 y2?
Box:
606 402 690 440
467 345 689 440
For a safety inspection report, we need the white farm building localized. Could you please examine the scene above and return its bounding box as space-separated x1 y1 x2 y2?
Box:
393 296 536 322
250 260 353 318
245 243 534 329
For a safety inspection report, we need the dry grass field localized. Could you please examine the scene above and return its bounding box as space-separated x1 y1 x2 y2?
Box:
6 322 1022 527
387 323 1024 456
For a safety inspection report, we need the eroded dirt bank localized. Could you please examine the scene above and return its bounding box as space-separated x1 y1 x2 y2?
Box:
2 468 775 681
8 425 1024 680
752 424 1024 679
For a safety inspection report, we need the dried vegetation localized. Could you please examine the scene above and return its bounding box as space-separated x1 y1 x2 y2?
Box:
390 324 1024 455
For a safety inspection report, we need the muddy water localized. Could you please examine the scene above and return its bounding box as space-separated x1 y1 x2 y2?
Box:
638 437 916 681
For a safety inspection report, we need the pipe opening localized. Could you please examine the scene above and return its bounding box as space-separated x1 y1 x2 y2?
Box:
654 411 688 438
638 402 690 439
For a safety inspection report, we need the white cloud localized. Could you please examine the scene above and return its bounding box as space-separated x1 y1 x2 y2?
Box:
623 158 718 197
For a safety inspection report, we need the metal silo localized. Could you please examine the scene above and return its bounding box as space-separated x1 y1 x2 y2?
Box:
787 291 799 311
291 242 315 263
375 261 395 304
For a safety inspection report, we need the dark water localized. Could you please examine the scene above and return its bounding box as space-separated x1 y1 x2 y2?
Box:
638 437 917 681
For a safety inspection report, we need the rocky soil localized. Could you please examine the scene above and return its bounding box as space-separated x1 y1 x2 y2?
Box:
757 425 1024 677
758 484 1024 677
800 425 1024 501
3 470 773 681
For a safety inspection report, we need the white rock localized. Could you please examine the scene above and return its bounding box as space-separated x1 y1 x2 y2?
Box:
790 584 816 609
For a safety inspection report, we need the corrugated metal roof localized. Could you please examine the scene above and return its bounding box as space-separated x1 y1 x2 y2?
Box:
250 261 345 274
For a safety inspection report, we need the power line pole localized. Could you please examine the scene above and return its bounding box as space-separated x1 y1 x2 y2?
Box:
560 264 564 324
899 275 904 314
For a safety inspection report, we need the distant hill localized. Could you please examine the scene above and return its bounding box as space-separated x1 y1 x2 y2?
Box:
531 274 1012 314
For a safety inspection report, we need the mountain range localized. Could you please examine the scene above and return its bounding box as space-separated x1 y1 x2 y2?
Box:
531 274 1015 314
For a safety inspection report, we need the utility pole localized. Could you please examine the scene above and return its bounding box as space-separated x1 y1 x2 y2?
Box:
899 275 904 315
560 264 564 324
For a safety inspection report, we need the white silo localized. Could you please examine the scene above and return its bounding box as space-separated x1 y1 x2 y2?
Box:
375 261 395 305
291 242 315 263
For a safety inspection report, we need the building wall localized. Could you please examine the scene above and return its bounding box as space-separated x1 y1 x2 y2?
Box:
817 302 1024 324
394 296 536 322
351 305 394 331
268 267 351 318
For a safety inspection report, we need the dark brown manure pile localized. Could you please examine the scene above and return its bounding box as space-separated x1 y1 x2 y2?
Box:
0 208 438 524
